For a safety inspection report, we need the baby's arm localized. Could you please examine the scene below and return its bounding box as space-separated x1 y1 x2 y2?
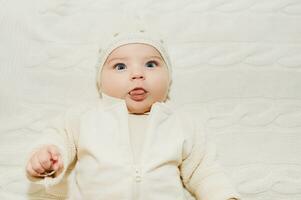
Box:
179 117 241 200
25 105 83 186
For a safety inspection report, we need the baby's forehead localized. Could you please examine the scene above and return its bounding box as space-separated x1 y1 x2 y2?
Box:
106 43 163 60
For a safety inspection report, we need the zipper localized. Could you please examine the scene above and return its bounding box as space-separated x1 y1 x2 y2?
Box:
126 107 154 200
125 110 144 200
133 165 141 200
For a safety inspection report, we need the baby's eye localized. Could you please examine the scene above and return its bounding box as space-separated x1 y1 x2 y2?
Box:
114 63 126 70
145 60 158 68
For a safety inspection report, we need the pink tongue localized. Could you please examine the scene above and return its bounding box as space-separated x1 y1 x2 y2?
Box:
130 89 145 95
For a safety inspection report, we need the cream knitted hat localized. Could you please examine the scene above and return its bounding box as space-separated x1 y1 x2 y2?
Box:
95 29 172 95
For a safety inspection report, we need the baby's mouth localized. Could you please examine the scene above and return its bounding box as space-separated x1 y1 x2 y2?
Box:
129 87 147 101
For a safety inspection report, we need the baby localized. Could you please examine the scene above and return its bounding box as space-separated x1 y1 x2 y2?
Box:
26 30 241 200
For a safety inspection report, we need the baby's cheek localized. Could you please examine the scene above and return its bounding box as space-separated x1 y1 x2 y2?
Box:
111 86 128 99
153 85 169 101
102 76 128 97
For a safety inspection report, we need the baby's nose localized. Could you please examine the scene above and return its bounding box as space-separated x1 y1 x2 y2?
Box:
131 67 145 80
131 74 144 80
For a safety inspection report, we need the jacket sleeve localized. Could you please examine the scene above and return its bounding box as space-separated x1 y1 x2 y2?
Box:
25 104 85 188
179 118 241 200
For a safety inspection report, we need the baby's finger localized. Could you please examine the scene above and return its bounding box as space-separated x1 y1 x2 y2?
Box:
31 154 45 174
51 156 59 171
26 162 42 177
54 155 64 177
52 153 62 171
47 145 60 161
37 150 52 170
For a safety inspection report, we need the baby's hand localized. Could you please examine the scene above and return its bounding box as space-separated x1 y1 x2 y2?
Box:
26 145 64 178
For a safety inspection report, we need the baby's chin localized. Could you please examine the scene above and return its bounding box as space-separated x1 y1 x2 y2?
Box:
126 100 151 114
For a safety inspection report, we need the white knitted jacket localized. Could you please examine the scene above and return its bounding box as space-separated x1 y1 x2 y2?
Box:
26 95 241 200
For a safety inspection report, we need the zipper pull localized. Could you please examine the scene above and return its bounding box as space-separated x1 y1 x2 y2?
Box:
134 166 142 182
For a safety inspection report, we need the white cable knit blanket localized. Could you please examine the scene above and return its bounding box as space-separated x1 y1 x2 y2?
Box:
0 0 301 199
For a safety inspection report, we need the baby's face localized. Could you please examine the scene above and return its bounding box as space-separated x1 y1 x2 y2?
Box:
100 43 170 114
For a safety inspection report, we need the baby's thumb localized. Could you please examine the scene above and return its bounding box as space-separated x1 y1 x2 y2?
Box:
48 145 60 160
47 145 61 171
54 155 64 176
